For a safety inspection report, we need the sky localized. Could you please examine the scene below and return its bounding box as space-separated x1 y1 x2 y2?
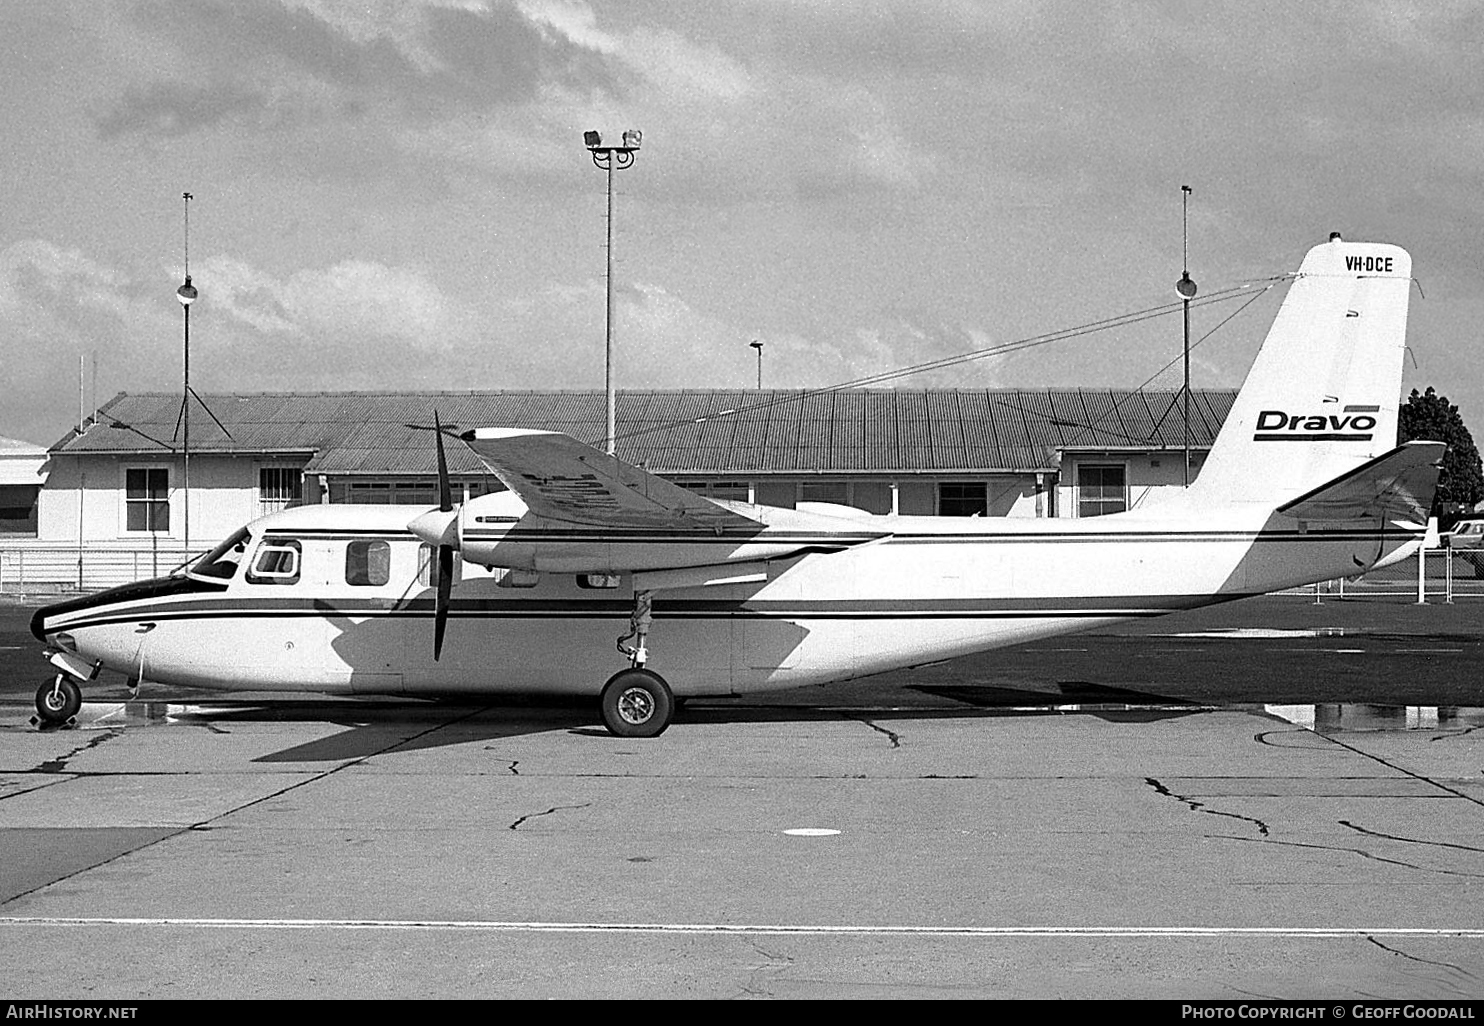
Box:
2 0 1482 448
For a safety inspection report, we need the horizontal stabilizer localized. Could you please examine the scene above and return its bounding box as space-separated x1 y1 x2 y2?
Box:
1276 440 1444 524
462 428 763 532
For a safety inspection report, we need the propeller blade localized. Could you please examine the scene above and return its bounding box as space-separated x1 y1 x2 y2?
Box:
435 409 452 513
433 543 454 661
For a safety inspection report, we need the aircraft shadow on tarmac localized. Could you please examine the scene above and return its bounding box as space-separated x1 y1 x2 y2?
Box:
173 681 1205 763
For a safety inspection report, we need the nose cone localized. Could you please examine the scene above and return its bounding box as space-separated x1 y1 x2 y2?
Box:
409 506 460 549
30 604 50 642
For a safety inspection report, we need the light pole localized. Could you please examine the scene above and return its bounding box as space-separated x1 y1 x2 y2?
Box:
176 192 198 555
750 340 764 389
1175 185 1197 487
583 128 642 455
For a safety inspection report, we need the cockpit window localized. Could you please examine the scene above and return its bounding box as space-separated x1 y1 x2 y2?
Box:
188 527 251 581
246 537 302 585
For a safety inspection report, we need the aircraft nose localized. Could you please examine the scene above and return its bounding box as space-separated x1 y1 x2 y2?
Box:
408 506 460 549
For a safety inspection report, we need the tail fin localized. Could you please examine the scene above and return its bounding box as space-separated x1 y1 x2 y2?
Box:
1189 236 1412 507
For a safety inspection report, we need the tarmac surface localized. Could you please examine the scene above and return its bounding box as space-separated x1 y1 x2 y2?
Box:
0 594 1481 999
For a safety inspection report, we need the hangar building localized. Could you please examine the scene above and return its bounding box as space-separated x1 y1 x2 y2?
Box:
4 387 1233 589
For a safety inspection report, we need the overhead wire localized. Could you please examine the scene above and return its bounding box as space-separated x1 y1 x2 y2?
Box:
604 273 1292 449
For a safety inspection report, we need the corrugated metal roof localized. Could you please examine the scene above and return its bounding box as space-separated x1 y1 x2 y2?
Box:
57 388 1237 476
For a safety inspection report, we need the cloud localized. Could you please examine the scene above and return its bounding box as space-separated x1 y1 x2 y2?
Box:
195 255 459 345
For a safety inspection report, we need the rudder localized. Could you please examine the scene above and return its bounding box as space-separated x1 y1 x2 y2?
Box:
1189 236 1412 507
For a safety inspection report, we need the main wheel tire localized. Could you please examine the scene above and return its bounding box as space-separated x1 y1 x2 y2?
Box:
600 668 675 738
36 675 82 725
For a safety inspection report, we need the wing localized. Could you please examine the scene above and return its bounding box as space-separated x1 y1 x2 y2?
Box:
1277 440 1445 524
462 427 763 532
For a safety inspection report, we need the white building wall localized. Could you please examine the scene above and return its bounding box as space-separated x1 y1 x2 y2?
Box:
1057 451 1207 517
38 455 286 547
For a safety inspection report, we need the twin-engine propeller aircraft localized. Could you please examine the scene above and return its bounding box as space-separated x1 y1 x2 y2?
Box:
31 237 1443 736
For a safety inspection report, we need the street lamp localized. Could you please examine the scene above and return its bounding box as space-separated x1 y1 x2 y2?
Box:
176 192 198 555
583 128 642 455
749 340 764 389
1176 185 1198 487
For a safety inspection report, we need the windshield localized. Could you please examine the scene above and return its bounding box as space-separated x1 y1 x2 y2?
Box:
185 527 252 581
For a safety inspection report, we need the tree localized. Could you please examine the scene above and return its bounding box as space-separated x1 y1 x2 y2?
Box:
1397 387 1484 518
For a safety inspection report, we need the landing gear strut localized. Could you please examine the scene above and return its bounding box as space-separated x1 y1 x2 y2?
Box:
601 589 675 737
616 589 654 667
35 674 82 726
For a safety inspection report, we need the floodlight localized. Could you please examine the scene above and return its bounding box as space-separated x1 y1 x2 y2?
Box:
583 130 602 148
622 129 642 149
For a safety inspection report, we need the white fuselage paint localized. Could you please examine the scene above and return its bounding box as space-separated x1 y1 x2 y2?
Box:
35 498 1419 699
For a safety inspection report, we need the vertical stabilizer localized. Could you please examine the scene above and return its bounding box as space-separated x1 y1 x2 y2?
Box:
1189 237 1412 507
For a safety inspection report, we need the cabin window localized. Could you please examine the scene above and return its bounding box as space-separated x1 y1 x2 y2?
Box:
495 568 540 589
938 482 988 517
124 468 170 532
247 538 301 585
416 543 462 589
577 573 621 589
1076 463 1127 517
345 540 391 586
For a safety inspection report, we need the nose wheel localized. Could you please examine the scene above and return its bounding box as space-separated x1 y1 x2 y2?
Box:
35 674 83 726
599 668 675 738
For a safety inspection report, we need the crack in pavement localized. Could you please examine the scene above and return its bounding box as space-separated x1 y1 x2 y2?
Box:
1 705 492 908
1366 936 1478 987
1224 835 1484 878
736 937 794 999
509 802 592 831
1429 724 1483 742
1341 820 1484 855
840 713 901 749
30 730 121 774
1146 776 1270 836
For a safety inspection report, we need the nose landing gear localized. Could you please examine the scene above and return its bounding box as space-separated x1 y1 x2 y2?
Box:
35 674 83 726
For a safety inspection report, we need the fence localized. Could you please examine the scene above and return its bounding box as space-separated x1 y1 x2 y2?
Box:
0 544 192 592
1299 548 1484 603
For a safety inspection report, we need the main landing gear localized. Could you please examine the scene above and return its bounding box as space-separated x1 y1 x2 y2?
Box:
35 674 83 726
600 589 676 738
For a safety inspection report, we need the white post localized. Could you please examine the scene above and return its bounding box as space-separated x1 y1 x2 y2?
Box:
1416 544 1426 604
1444 539 1454 604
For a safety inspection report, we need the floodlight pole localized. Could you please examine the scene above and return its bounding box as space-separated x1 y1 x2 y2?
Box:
176 192 198 556
1175 186 1198 487
584 130 642 455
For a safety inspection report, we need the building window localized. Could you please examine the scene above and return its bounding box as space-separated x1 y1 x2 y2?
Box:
938 482 988 517
0 484 39 536
800 481 850 506
674 480 752 503
1077 464 1127 517
259 468 303 516
125 468 170 532
345 540 391 586
348 481 437 506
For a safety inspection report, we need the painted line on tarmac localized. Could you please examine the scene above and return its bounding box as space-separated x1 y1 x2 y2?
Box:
3 917 1483 939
